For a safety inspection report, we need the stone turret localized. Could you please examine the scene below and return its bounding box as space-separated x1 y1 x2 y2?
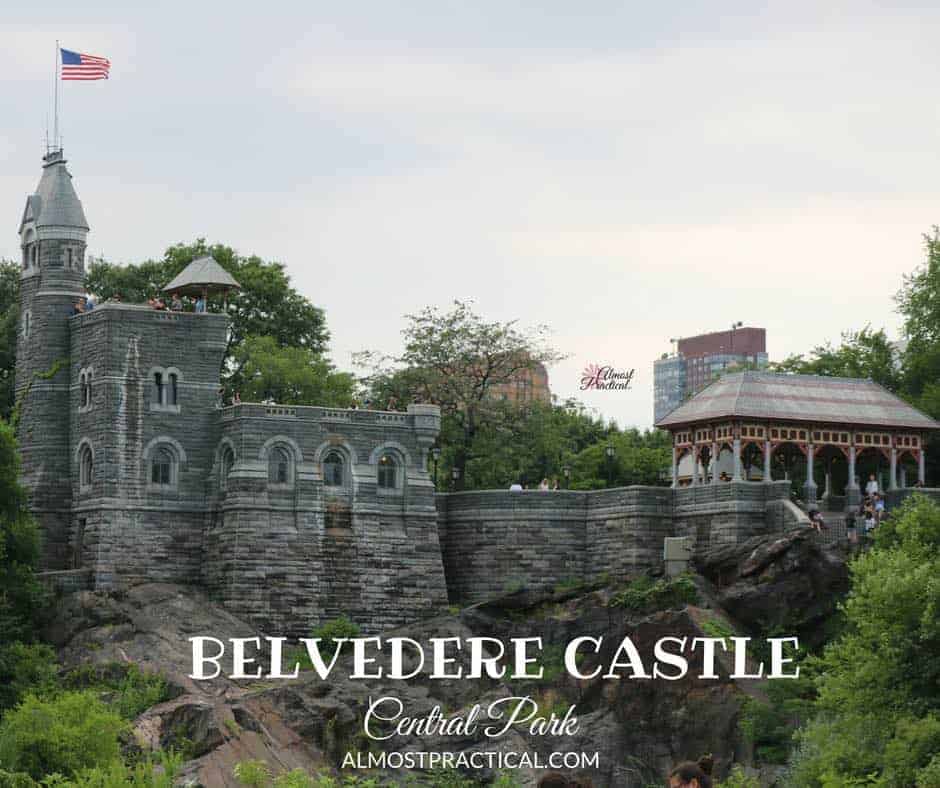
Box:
16 149 89 568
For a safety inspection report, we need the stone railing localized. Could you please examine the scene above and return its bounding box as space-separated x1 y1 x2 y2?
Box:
219 402 441 429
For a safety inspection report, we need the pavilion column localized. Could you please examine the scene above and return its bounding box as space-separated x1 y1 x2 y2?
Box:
846 443 861 509
919 449 927 486
803 443 817 505
690 446 698 486
889 446 898 491
732 438 742 481
671 447 678 489
711 441 719 485
763 440 772 483
900 466 907 488
824 467 832 499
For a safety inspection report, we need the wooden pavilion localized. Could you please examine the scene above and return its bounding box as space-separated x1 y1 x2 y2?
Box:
655 371 939 506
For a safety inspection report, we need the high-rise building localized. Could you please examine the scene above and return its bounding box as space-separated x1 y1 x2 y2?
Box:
654 326 768 423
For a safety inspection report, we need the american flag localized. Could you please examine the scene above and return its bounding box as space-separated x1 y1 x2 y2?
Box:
60 48 110 80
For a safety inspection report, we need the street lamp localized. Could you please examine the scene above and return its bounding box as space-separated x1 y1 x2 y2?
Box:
452 466 460 491
605 444 616 487
563 465 571 490
431 447 441 487
730 320 743 352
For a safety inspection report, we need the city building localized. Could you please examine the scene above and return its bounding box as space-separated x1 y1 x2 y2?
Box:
654 326 768 423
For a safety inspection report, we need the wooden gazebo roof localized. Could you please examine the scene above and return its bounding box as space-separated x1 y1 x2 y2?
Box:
655 372 940 432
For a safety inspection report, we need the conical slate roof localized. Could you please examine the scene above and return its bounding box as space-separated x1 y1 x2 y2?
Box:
656 371 940 431
19 150 89 233
163 256 241 296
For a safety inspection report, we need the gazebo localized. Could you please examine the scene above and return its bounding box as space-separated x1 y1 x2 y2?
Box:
655 371 939 506
163 255 241 306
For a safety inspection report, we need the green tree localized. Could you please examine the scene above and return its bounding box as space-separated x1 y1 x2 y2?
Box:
85 240 332 398
357 300 564 489
0 260 19 420
788 495 940 785
0 691 127 780
232 336 355 407
0 419 46 645
770 326 900 391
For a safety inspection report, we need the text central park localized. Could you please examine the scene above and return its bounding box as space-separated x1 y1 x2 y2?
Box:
189 635 800 681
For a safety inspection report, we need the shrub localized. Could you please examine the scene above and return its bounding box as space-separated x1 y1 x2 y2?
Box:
610 573 698 613
0 691 127 780
285 616 362 671
0 643 58 712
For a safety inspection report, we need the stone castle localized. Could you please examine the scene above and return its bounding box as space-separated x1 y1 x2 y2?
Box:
18 150 925 635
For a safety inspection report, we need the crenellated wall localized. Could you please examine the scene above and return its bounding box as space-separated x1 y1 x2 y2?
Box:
436 482 792 605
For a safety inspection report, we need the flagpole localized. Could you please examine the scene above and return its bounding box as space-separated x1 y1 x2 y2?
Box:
53 40 59 150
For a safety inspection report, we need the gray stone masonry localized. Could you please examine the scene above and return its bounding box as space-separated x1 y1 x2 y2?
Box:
435 482 790 605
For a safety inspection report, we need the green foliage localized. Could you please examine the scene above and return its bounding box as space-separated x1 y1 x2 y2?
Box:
232 336 354 407
0 420 47 646
610 573 698 613
56 750 182 788
771 326 900 391
356 300 565 489
234 760 271 787
717 765 761 787
62 663 170 720
0 261 18 420
0 691 127 780
284 616 362 670
700 618 736 641
786 495 940 785
0 643 58 713
85 240 331 401
739 675 817 764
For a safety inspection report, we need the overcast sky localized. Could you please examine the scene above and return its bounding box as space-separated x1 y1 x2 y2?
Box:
2 2 937 429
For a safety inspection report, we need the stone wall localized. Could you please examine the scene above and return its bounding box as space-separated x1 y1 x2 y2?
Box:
201 403 448 635
673 480 792 549
437 482 792 606
69 305 228 588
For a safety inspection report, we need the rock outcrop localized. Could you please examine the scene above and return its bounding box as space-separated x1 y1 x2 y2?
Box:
692 528 850 649
43 532 848 787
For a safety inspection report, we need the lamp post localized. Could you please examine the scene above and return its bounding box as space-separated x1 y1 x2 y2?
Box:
563 465 571 490
431 447 441 488
451 466 460 492
729 320 743 352
605 444 616 488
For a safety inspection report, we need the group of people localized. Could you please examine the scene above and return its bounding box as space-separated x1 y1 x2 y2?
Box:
147 291 206 313
509 477 563 492
71 291 208 315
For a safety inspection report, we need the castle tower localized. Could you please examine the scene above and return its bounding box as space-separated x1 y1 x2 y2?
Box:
16 149 89 569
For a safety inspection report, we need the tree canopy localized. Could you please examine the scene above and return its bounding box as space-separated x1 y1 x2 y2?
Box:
357 300 566 488
788 495 940 786
85 240 332 399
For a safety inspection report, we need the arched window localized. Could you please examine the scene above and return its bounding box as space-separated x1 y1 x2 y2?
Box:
79 445 93 489
168 373 178 406
377 453 398 489
323 451 344 487
66 248 73 268
268 447 291 485
221 447 235 490
153 371 164 405
31 245 38 267
80 373 89 408
23 311 31 338
151 447 174 486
